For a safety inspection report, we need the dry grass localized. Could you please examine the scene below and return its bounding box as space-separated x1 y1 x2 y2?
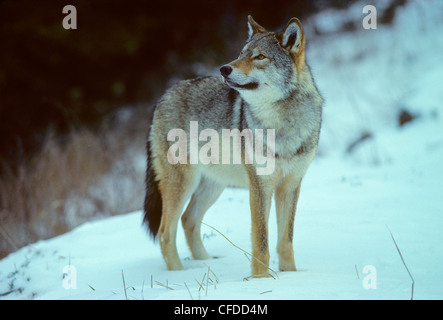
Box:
0 105 151 258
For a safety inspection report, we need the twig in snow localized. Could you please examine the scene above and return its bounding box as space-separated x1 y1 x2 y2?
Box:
196 272 206 291
386 225 415 300
260 290 272 295
121 269 128 300
184 282 193 300
155 280 174 290
206 266 210 296
201 221 279 279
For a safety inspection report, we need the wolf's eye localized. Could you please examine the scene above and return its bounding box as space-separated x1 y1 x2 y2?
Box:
255 54 266 60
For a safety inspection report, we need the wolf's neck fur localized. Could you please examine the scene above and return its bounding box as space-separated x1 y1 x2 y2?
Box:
240 65 322 132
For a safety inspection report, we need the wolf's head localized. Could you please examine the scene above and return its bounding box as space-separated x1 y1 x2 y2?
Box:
220 16 306 106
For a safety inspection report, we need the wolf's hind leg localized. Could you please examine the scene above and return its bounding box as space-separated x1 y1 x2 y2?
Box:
275 174 301 272
157 168 199 270
182 177 225 260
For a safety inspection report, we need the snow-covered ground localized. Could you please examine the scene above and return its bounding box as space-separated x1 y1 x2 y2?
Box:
1 1 442 300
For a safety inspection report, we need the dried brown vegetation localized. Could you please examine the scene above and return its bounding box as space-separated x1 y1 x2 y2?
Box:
0 106 150 258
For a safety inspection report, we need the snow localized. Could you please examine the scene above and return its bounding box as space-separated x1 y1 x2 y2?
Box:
1 0 442 300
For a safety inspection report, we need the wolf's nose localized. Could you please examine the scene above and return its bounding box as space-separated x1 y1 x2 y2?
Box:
220 65 232 77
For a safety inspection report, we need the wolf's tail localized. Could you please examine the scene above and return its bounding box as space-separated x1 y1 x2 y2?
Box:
143 139 162 239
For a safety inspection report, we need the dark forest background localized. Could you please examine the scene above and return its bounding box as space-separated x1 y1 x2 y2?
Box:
0 0 352 170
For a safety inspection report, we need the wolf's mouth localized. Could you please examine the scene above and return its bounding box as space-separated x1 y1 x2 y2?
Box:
224 78 259 90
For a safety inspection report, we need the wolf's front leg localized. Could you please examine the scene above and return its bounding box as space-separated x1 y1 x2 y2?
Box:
275 173 301 272
248 171 276 278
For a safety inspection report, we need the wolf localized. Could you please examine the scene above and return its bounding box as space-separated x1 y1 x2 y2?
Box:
143 15 323 278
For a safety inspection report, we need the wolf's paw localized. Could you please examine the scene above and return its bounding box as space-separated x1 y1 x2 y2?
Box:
192 252 211 260
166 260 184 271
279 261 297 272
244 272 271 280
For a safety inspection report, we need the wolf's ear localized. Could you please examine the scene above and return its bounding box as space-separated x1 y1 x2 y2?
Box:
278 17 305 54
247 15 266 41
